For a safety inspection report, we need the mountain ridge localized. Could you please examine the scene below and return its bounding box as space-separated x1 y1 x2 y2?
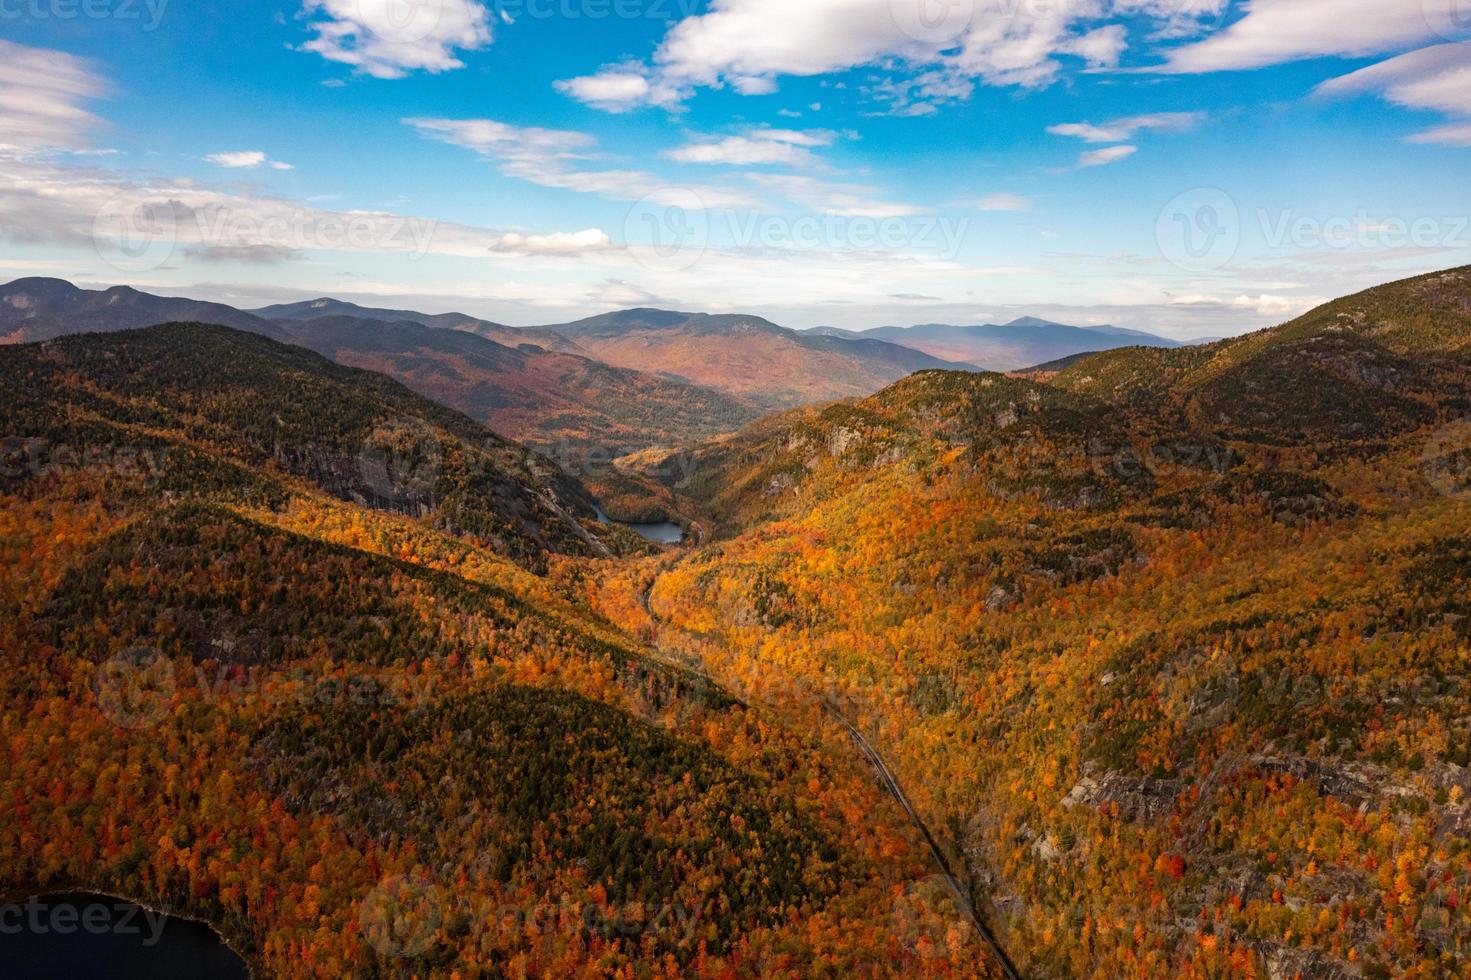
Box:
805 317 1183 372
530 307 978 409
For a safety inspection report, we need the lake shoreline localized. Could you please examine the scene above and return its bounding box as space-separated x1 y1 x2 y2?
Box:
2 885 255 979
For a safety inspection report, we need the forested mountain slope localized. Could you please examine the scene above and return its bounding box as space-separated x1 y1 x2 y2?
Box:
605 266 1471 977
535 308 977 409
271 314 761 455
0 324 998 977
2 322 611 568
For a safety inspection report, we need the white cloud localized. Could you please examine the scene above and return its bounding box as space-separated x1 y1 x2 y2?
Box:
553 68 684 113
404 116 755 208
403 117 596 161
667 136 816 166
1168 293 1319 318
0 40 106 152
0 152 619 266
1161 0 1445 73
978 193 1031 212
1318 43 1471 146
664 129 837 167
206 151 267 168
1047 111 1204 142
301 0 493 79
591 278 663 306
748 174 920 218
1112 0 1229 39
556 0 1203 115
1077 145 1138 167
488 229 614 255
753 129 839 147
205 150 296 170
1413 122 1471 147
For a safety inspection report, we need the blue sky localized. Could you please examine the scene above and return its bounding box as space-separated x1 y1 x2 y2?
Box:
1 0 1469 337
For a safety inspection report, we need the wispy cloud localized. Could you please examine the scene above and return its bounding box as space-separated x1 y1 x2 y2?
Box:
747 173 919 218
405 116 755 208
1159 0 1445 72
205 150 294 170
665 128 838 167
1047 112 1205 143
977 193 1031 212
1077 145 1138 168
0 40 106 152
1318 43 1471 147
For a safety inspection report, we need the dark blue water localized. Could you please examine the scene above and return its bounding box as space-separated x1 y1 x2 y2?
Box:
1 892 249 979
621 521 685 544
594 508 685 544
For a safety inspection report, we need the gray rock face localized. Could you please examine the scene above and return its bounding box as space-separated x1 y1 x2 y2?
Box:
1253 755 1374 808
984 585 1013 612
1260 943 1360 980
1061 767 1183 821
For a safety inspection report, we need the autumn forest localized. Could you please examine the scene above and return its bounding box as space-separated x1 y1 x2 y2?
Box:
6 266 1471 979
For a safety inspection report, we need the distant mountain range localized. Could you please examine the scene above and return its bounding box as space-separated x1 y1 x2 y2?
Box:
0 279 756 456
0 279 1185 444
253 297 583 354
530 308 977 410
0 279 274 341
268 313 758 453
806 317 1182 372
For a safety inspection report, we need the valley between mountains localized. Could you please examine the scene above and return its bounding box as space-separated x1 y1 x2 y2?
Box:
6 266 1471 977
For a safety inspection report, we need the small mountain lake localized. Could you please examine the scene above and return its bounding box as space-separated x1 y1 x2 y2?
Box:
595 509 686 544
2 892 249 979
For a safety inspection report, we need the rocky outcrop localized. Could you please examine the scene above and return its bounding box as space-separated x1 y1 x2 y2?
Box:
1061 765 1183 821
